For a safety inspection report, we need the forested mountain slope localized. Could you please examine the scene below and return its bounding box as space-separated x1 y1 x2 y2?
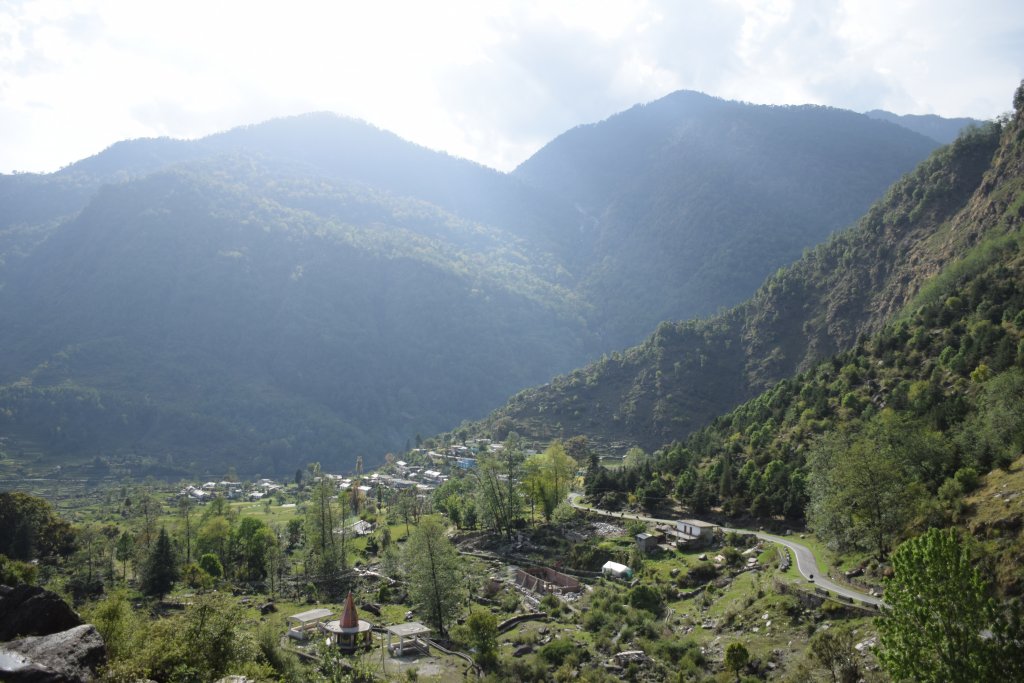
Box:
574 90 1024 596
514 91 944 345
58 113 579 255
0 98 958 475
473 113 1008 453
0 159 591 476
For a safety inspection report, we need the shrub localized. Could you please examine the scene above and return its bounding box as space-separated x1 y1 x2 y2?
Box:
681 562 718 587
182 563 213 589
0 554 37 585
628 584 664 616
540 638 576 666
954 466 980 492
198 553 223 579
499 591 521 613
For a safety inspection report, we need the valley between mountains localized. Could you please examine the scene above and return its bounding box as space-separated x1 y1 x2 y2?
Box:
4 83 1024 683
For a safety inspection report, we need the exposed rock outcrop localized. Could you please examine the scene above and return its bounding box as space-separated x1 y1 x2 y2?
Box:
0 585 83 641
0 624 106 682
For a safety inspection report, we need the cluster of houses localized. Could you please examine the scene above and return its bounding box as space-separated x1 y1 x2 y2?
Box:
365 462 449 494
177 478 283 503
321 473 373 499
414 438 539 471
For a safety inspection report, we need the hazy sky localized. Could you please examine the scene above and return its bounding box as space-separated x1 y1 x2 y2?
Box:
2 0 1022 174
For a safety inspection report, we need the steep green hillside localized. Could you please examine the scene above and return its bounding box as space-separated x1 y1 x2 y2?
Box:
538 86 1024 605
0 160 592 476
565 85 1024 595
515 91 941 344
474 120 1005 451
0 98 951 475
662 89 1024 522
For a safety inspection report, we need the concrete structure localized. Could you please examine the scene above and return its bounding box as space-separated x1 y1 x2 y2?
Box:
386 622 431 656
514 567 582 596
287 608 333 640
673 519 717 547
635 532 664 554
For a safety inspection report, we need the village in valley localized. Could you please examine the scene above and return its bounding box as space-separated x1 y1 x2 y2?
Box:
111 435 884 682
0 425 902 682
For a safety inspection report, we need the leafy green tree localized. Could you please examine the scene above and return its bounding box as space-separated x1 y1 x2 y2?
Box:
878 527 1024 682
474 446 523 539
807 421 922 559
68 525 105 601
263 527 285 598
523 441 577 523
181 593 248 680
462 499 478 529
809 627 858 683
0 491 76 561
441 493 464 528
305 464 345 594
976 368 1024 465
724 641 749 682
132 490 160 555
198 552 223 579
464 609 498 669
285 517 303 550
234 516 271 581
196 515 232 572
177 495 194 565
402 517 463 639
141 527 178 599
623 446 649 469
394 488 417 537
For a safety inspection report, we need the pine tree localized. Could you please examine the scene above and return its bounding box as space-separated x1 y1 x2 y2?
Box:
141 527 178 599
878 527 1024 682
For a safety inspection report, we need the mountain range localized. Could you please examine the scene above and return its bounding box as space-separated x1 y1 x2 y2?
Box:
467 96 1018 456
0 91 971 475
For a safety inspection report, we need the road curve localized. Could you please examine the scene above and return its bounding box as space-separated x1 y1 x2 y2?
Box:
567 493 883 607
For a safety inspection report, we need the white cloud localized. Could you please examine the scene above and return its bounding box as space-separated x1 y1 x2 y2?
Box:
0 0 1021 174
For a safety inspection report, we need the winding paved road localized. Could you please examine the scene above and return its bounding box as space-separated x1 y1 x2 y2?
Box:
567 493 883 607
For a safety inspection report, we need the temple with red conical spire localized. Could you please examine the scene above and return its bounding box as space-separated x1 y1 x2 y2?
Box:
322 592 373 652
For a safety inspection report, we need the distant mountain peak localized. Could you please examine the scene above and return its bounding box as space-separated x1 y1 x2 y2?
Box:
864 109 983 144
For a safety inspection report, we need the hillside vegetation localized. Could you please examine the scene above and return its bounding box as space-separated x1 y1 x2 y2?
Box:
473 117 1005 453
0 95 951 475
0 161 589 476
513 84 1024 595
515 91 940 344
